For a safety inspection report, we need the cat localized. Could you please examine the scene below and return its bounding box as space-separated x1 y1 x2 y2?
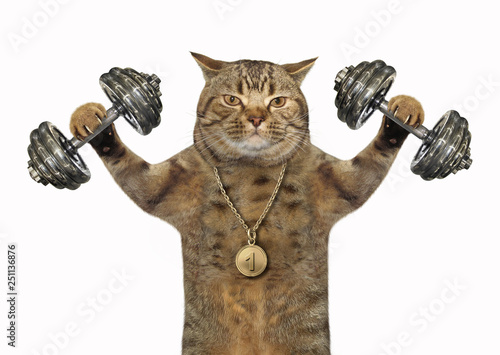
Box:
70 52 424 354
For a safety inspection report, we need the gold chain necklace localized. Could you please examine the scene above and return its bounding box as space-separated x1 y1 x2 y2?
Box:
213 163 287 277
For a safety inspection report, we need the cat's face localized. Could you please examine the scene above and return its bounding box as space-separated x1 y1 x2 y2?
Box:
192 53 316 166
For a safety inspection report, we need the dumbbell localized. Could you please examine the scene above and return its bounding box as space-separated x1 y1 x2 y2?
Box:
334 60 472 181
27 67 163 190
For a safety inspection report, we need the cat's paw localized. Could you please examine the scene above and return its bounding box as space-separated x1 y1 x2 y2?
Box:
70 103 107 140
387 95 425 128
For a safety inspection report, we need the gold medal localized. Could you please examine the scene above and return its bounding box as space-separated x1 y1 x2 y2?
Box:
213 163 287 278
235 244 267 277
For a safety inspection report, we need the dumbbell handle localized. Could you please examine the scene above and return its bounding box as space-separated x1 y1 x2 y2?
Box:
375 98 433 143
69 106 121 150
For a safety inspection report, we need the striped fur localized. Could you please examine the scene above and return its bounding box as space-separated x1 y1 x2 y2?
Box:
70 54 424 354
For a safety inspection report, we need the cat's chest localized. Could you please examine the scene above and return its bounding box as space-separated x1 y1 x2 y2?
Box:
191 169 325 279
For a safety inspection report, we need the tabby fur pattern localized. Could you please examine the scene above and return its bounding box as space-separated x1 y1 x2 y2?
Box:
70 52 424 354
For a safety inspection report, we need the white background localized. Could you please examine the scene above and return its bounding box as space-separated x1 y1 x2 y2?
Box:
1 0 498 354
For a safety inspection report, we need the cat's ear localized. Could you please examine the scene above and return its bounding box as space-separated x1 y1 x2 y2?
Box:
191 52 225 82
281 57 318 85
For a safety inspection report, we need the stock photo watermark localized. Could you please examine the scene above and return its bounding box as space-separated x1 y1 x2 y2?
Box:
377 277 467 355
142 64 170 84
340 0 403 61
212 0 244 21
7 0 71 53
6 243 18 348
385 140 420 191
454 74 500 117
30 269 134 355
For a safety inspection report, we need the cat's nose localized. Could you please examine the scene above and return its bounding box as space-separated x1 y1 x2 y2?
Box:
248 116 265 127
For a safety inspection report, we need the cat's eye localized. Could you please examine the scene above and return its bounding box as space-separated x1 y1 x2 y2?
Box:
270 97 287 108
223 95 241 106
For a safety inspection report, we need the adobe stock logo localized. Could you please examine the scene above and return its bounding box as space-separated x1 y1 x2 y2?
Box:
377 277 467 355
212 0 244 20
30 269 134 355
340 0 403 61
454 75 500 117
7 0 71 54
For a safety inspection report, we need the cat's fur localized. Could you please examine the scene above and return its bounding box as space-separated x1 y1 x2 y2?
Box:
70 53 424 354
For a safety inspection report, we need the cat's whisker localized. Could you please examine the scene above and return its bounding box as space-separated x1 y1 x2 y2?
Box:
283 138 304 155
283 133 308 155
193 133 223 147
290 133 310 145
287 113 310 126
197 136 223 148
196 133 224 147
284 130 308 143
197 135 228 156
289 112 309 121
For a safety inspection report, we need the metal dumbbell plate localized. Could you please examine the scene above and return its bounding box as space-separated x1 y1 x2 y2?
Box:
99 68 162 136
335 60 396 129
27 122 90 190
411 111 472 180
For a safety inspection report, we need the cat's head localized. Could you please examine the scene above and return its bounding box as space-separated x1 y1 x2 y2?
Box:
192 52 316 167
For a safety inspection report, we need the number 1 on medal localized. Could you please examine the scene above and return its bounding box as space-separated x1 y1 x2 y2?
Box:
245 252 255 271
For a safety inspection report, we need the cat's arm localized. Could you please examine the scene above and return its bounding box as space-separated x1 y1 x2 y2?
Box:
319 95 424 213
70 103 199 222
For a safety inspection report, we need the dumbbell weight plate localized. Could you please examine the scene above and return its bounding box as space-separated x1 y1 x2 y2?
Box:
99 68 162 136
345 60 396 130
336 60 396 130
335 63 364 113
130 70 163 122
29 125 76 189
350 64 396 130
40 122 91 185
430 114 470 178
28 135 60 188
411 111 471 180
336 61 371 125
120 68 162 131
27 122 90 190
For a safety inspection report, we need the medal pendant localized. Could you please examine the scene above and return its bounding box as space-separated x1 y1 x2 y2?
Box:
235 244 267 277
